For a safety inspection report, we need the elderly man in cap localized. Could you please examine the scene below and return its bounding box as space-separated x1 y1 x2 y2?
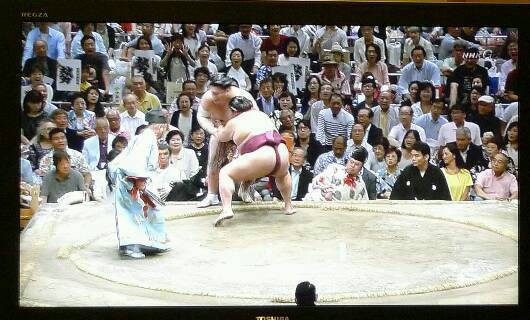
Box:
305 146 370 201
317 52 351 99
448 47 489 108
107 111 170 259
467 95 502 141
329 42 351 83
402 26 435 65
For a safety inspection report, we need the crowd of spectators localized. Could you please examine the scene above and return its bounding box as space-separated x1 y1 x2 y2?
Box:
20 23 518 204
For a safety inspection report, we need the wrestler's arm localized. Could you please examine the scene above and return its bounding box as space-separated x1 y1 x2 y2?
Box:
215 119 235 143
197 97 216 135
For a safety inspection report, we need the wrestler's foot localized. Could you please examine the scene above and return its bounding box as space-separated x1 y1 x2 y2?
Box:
214 210 234 227
238 182 254 203
197 194 220 208
283 205 296 215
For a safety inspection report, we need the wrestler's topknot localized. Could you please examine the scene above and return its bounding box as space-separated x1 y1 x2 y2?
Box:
210 75 235 89
228 96 253 112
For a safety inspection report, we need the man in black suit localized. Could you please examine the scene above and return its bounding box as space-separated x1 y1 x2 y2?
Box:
273 147 313 200
446 126 488 170
357 107 383 147
346 146 377 200
22 39 58 81
256 77 279 115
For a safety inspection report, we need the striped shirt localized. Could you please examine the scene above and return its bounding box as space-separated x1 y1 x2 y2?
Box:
316 108 354 146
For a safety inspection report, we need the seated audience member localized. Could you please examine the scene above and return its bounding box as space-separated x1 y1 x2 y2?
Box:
160 33 195 82
353 43 389 92
440 143 473 201
170 93 199 145
194 44 218 80
33 83 57 115
295 281 317 307
498 40 517 93
166 129 200 183
21 63 54 105
193 67 211 98
316 93 354 151
353 26 386 65
22 22 65 67
312 25 348 56
502 68 518 103
82 118 115 171
376 146 402 199
21 90 48 141
84 86 106 118
306 147 370 201
410 81 436 123
400 81 420 106
330 42 351 83
474 152 518 201
261 24 289 57
120 93 147 138
390 141 451 200
111 135 129 152
169 80 201 114
304 82 333 132
39 128 92 189
226 48 252 92
70 23 107 57
447 47 489 108
500 102 518 136
317 52 351 100
40 150 87 203
402 26 435 64
313 135 348 175
22 39 58 82
256 48 279 87
372 90 400 138
188 126 208 191
277 36 301 66
294 120 324 170
106 108 130 140
397 46 440 99
467 95 502 142
503 121 518 175
445 127 488 175
119 75 162 113
272 147 313 201
369 136 389 172
438 105 482 147
49 108 85 152
74 34 110 94
123 23 164 58
414 98 448 141
398 129 421 170
224 24 262 75
278 109 297 137
272 92 303 128
345 123 376 170
67 92 96 132
440 40 466 78
151 142 181 201
300 75 321 116
388 105 426 148
256 77 278 115
357 107 383 147
279 25 311 57
28 119 56 171
272 72 289 98
354 74 378 117
465 85 484 116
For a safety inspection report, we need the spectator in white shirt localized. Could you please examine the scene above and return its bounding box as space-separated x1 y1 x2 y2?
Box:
279 25 311 57
353 26 386 65
119 94 146 138
388 105 426 147
438 104 482 147
225 24 262 75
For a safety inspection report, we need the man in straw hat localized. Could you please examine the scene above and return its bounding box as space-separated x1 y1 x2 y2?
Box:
317 51 351 99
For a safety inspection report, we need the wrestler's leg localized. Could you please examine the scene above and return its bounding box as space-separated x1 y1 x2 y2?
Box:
215 148 276 226
274 144 296 215
198 135 220 207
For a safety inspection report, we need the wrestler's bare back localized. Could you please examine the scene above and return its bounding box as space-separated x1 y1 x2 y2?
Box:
219 110 277 149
